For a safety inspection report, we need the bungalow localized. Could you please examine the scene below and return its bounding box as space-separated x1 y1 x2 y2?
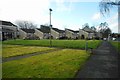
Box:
19 28 39 39
65 28 79 39
51 28 65 39
0 20 18 41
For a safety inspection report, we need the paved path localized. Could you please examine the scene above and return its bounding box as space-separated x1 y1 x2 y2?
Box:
2 48 62 63
76 41 119 78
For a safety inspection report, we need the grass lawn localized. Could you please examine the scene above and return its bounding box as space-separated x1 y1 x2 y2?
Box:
3 49 90 78
2 45 55 58
3 40 102 49
110 41 120 52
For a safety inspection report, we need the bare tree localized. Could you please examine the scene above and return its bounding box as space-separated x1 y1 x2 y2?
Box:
15 20 37 29
99 0 120 16
99 0 120 33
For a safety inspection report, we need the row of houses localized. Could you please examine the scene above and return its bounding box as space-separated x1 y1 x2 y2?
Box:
0 20 102 40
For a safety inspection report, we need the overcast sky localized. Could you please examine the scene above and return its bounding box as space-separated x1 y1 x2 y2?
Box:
0 0 118 33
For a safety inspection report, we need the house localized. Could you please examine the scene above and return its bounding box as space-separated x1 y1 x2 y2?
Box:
34 28 44 39
0 20 18 41
95 32 103 39
35 28 50 39
79 26 103 39
79 29 89 39
34 25 50 39
40 25 50 39
51 28 65 39
82 27 96 39
19 28 39 39
110 33 120 41
65 28 79 39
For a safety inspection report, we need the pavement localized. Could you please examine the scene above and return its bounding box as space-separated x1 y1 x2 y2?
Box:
75 41 119 78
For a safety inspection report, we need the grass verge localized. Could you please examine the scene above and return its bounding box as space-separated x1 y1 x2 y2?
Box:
3 40 102 49
110 41 120 53
3 49 90 78
2 45 55 58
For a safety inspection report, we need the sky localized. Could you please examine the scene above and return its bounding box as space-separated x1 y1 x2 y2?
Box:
0 0 118 33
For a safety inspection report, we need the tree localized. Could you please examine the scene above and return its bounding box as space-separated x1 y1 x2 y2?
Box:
99 0 120 16
82 23 89 29
99 22 111 38
15 20 37 29
104 27 112 38
99 22 108 32
91 26 96 31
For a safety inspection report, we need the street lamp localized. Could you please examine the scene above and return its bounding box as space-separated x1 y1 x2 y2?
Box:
49 8 52 47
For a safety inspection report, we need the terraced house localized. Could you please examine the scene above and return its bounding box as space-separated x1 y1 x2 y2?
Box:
35 28 50 39
19 28 39 40
79 26 102 39
79 29 89 39
51 28 65 39
65 28 79 39
0 20 18 41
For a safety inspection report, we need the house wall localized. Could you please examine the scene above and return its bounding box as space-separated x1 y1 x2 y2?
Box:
51 29 59 39
73 33 79 39
1 25 17 38
43 33 50 39
19 29 27 39
88 33 94 39
96 32 102 38
65 29 74 39
59 33 65 38
34 29 43 39
79 29 88 39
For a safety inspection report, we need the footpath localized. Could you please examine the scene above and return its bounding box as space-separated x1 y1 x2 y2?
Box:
76 41 119 78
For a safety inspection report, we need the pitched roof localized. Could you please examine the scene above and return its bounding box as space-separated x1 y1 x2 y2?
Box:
82 27 96 33
66 29 79 33
37 28 50 33
39 25 50 33
0 20 17 27
21 28 35 33
52 28 65 33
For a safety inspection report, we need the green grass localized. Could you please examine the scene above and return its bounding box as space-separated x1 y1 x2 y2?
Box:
3 40 102 49
2 45 55 58
110 41 120 52
3 49 90 78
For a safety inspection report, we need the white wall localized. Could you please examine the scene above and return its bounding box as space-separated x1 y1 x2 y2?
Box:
51 29 59 39
19 29 27 39
34 29 43 39
79 29 88 39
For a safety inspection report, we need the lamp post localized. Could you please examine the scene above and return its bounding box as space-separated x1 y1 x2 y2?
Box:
49 8 52 47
